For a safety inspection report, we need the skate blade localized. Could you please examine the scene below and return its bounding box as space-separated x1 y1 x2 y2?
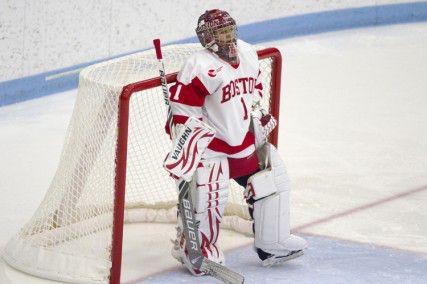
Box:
262 250 304 267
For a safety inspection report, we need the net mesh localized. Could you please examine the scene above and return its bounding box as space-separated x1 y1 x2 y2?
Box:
3 43 277 283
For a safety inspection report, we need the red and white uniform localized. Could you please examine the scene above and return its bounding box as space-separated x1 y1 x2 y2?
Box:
169 40 263 266
168 40 263 178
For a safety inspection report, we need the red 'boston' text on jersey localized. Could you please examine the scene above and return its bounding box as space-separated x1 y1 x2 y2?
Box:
221 77 257 103
167 40 263 159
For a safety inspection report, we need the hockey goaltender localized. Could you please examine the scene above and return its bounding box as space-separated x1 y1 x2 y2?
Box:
161 9 307 277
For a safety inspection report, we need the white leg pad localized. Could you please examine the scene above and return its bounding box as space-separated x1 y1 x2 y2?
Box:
172 157 229 269
247 143 307 252
253 191 307 251
192 157 229 263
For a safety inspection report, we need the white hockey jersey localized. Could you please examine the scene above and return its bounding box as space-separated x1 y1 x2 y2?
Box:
168 40 263 159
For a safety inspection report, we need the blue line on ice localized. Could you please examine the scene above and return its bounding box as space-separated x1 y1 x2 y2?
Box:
1 2 427 107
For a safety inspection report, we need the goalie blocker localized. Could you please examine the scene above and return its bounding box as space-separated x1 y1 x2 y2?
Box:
244 143 307 266
163 117 215 181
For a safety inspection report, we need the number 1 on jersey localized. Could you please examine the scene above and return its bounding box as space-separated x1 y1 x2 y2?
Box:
240 97 248 120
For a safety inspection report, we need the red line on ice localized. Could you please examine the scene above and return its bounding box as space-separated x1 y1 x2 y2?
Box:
294 185 427 231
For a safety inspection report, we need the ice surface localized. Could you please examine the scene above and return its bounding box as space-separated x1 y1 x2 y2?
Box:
145 235 427 284
1 23 426 283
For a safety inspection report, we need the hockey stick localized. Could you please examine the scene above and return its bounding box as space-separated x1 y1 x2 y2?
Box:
153 39 244 284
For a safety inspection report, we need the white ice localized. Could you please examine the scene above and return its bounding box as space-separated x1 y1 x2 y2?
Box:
0 23 426 283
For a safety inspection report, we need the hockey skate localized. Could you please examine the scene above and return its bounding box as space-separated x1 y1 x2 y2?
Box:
256 248 304 267
171 225 204 276
255 234 306 267
171 225 226 276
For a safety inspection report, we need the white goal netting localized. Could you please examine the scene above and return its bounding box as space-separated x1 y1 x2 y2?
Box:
3 43 278 283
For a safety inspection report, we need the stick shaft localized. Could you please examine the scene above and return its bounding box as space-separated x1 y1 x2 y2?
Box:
153 38 203 269
152 39 244 283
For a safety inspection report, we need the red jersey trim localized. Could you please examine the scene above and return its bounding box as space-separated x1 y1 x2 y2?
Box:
255 69 263 97
228 152 259 179
169 76 210 107
191 76 210 97
172 114 190 125
208 132 255 155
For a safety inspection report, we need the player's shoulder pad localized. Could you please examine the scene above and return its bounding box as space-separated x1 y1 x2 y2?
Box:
177 49 213 85
237 39 258 60
236 39 260 73
177 49 223 95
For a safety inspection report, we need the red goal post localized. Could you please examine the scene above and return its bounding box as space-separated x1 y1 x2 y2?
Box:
111 47 282 283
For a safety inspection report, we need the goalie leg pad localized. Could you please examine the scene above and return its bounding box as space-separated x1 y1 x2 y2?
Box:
245 143 307 254
193 157 230 263
172 157 229 273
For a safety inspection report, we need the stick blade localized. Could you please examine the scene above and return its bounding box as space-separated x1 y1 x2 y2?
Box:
201 259 245 284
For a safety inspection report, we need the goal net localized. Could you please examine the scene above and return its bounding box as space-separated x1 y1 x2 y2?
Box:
3 43 282 283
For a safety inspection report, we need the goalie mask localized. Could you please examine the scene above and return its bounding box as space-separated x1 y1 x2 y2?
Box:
196 9 239 65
